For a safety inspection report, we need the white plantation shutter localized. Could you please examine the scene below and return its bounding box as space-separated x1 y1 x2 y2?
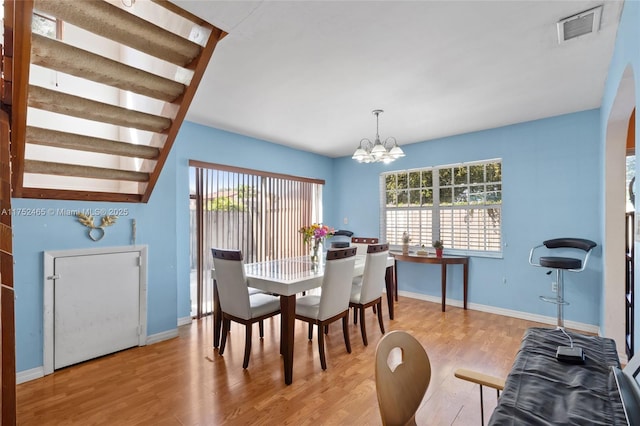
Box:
381 159 502 255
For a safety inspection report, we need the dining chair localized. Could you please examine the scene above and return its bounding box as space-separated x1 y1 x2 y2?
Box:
211 248 281 369
351 236 379 255
375 330 431 426
350 243 389 346
295 246 357 370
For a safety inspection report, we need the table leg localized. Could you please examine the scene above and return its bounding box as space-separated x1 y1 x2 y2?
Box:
280 294 296 385
213 279 222 348
463 262 468 310
394 260 398 301
441 264 447 312
385 265 395 320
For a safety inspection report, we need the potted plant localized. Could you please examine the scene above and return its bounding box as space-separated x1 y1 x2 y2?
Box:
433 240 444 257
402 232 411 254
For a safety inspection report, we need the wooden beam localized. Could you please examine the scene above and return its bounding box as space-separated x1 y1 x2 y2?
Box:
26 126 160 160
25 159 149 182
9 0 33 198
34 0 201 67
31 34 185 103
0 106 15 424
142 26 225 202
28 85 172 133
19 187 143 203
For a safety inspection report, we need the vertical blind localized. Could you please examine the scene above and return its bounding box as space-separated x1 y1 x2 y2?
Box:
190 160 324 318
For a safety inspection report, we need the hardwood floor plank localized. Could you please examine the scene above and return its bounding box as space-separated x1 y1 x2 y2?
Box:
17 297 552 425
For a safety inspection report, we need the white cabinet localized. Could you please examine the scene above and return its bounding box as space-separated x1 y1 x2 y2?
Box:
43 246 147 374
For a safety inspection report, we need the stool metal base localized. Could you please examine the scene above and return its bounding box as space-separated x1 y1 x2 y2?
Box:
539 295 569 305
538 269 568 328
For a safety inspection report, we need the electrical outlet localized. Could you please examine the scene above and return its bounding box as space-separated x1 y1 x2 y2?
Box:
343 217 348 224
502 276 507 285
552 281 557 292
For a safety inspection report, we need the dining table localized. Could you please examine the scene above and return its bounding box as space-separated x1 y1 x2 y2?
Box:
212 254 395 385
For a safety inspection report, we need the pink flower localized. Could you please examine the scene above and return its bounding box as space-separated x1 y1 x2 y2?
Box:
299 223 335 246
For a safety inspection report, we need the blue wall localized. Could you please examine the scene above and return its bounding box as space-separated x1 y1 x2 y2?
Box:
10 111 603 374
18 0 640 373
12 123 335 373
332 110 602 323
600 0 640 348
13 148 179 372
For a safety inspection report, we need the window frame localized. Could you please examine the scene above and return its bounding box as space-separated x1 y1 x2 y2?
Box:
380 158 503 258
32 11 63 40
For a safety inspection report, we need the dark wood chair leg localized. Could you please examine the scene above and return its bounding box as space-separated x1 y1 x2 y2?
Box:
376 300 385 334
359 306 368 346
342 315 351 353
259 320 264 338
324 325 329 335
318 323 327 370
308 323 313 340
220 318 230 355
243 323 252 369
353 307 358 324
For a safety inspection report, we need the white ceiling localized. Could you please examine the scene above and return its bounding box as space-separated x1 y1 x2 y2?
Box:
174 0 624 158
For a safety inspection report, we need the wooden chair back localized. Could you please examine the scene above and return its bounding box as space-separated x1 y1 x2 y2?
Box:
375 330 431 426
351 236 379 255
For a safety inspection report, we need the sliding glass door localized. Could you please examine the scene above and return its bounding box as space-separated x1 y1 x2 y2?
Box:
189 161 324 318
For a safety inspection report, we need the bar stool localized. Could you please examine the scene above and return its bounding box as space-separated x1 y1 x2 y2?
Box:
529 238 596 329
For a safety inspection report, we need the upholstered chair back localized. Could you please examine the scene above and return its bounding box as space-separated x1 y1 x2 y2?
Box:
211 249 252 320
358 243 389 304
318 247 357 320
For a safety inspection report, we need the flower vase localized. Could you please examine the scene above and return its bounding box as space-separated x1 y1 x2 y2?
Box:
310 242 320 270
436 248 443 257
402 243 409 255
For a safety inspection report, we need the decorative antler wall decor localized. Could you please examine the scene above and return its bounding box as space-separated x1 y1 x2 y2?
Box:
77 213 118 241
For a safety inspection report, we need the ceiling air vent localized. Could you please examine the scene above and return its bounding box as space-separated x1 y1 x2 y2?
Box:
557 5 602 43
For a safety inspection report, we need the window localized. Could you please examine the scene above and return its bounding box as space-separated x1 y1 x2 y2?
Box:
381 159 502 255
32 12 62 39
189 160 324 317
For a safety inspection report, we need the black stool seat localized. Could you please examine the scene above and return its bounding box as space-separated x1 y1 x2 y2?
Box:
539 256 582 270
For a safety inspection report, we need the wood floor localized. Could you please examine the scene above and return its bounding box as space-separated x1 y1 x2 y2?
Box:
16 296 550 425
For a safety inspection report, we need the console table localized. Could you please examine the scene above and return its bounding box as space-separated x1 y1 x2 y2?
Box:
390 252 469 312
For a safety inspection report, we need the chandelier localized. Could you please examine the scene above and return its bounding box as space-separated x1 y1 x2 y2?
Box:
352 109 405 164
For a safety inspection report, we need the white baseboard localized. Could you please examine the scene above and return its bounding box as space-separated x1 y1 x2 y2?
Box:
17 329 179 384
398 290 600 334
16 366 44 384
178 316 192 327
146 328 179 345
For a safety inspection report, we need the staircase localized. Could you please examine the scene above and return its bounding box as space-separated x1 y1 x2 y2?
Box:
5 0 225 202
